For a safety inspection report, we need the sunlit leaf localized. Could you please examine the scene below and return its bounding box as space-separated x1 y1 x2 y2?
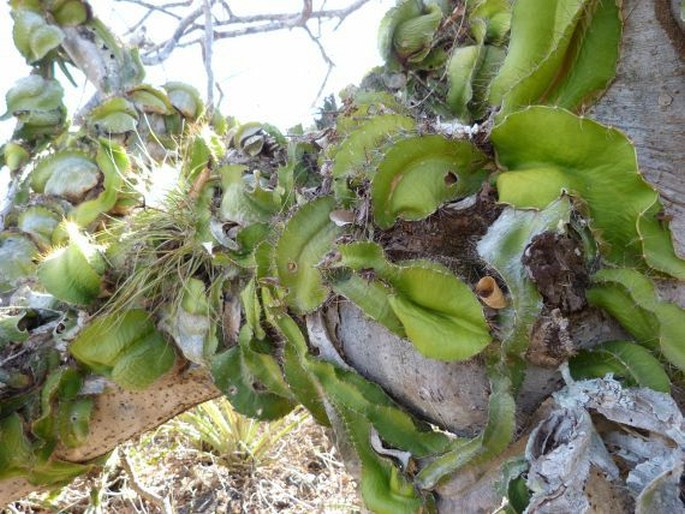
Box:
71 310 175 389
31 151 101 203
587 268 685 373
372 135 488 229
275 197 340 313
493 106 685 278
12 9 64 64
38 225 105 305
488 0 621 113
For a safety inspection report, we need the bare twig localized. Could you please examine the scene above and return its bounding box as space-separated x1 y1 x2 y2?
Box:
201 0 214 111
133 0 372 65
120 448 175 514
302 25 335 104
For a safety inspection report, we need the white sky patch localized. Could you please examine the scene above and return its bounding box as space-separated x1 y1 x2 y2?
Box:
0 0 394 140
0 0 394 197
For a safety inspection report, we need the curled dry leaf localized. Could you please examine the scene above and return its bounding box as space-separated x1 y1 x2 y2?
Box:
475 276 507 309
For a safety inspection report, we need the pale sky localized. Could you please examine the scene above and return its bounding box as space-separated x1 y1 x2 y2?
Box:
0 0 394 141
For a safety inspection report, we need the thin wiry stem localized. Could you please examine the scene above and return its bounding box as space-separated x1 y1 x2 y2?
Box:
202 0 214 112
122 0 372 65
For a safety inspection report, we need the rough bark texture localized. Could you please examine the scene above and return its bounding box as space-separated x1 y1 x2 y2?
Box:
0 366 219 504
591 0 685 305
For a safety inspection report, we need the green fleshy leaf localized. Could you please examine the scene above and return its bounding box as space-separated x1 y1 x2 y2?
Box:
70 310 152 373
70 140 128 227
70 310 175 389
477 198 572 355
57 397 93 448
469 0 511 44
240 279 266 340
3 142 30 171
264 305 330 425
0 314 29 346
239 326 294 401
447 44 505 121
127 84 173 114
488 0 621 113
587 268 685 373
378 0 424 64
2 76 63 120
37 227 105 305
18 205 61 248
545 0 622 109
28 458 92 486
331 271 406 338
330 114 416 199
387 264 491 361
392 2 443 64
0 413 33 480
446 45 482 120
330 242 490 361
164 81 203 119
309 358 450 457
569 341 670 392
211 344 294 421
492 107 685 278
161 278 217 366
416 365 515 489
51 0 90 26
335 401 428 514
12 9 65 63
372 135 488 229
336 241 391 274
309 358 447 513
111 331 176 390
0 233 38 293
88 97 138 134
275 197 340 314
31 150 101 203
219 165 280 226
32 368 82 455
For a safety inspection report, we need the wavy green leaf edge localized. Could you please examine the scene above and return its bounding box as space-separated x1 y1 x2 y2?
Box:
447 44 505 122
275 197 341 314
70 310 176 389
331 115 416 178
211 326 295 421
378 0 443 68
12 9 65 64
492 106 685 278
569 340 671 393
586 268 685 373
37 226 106 305
416 363 516 489
477 197 572 356
488 0 622 114
309 358 449 513
372 135 489 229
70 141 128 228
332 241 491 361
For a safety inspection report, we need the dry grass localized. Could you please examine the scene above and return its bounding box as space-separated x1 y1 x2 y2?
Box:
6 403 361 514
